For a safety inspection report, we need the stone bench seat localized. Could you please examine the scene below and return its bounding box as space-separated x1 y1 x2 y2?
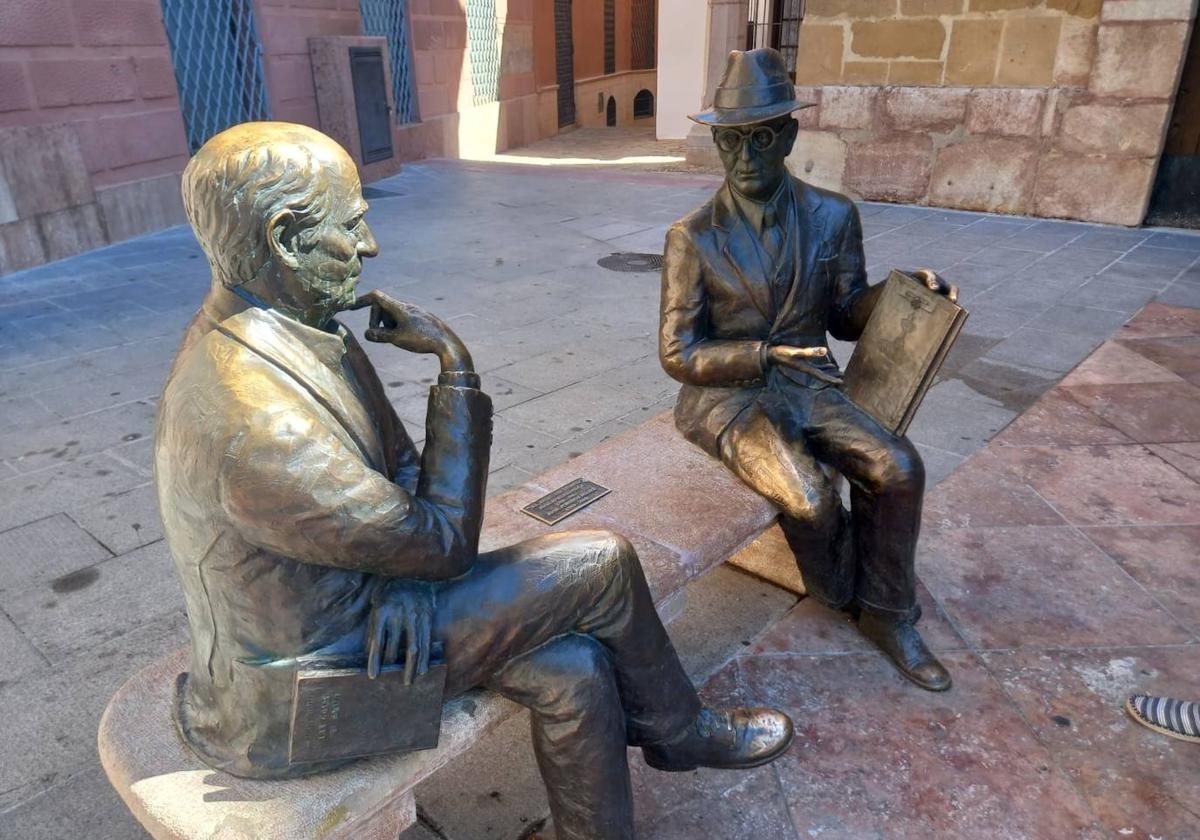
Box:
99 412 795 840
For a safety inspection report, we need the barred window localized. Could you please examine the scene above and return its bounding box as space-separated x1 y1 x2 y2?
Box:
360 0 420 124
160 0 270 152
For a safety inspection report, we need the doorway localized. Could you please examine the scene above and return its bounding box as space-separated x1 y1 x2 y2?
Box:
606 96 617 127
1146 23 1200 227
555 0 576 128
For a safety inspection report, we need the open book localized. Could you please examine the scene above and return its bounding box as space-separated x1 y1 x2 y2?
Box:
842 269 968 436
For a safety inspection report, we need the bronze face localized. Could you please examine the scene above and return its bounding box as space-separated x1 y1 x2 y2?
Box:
180 121 379 329
713 116 798 201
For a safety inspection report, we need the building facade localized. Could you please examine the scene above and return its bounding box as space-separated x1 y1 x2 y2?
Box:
669 0 1200 227
0 0 658 274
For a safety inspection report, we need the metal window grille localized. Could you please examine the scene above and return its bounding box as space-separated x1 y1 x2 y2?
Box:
160 0 271 153
631 0 656 70
604 0 615 75
633 88 654 118
747 0 804 80
360 0 419 124
466 0 500 106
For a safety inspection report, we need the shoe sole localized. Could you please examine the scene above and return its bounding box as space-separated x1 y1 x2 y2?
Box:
1125 697 1200 744
643 727 796 773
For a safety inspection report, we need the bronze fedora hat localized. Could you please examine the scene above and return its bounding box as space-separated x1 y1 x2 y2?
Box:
689 48 814 127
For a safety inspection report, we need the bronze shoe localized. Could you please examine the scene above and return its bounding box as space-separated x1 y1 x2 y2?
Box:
642 706 794 772
858 611 952 692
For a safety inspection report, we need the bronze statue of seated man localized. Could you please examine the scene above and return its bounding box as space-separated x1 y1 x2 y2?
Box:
659 49 957 692
155 121 794 840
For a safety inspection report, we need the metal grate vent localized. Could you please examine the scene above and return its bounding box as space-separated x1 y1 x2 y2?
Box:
598 253 664 273
466 0 501 106
360 0 419 124
160 0 271 153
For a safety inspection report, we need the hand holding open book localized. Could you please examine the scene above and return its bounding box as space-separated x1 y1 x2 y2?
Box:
842 269 969 436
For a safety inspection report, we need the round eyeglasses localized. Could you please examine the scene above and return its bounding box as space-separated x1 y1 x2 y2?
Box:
714 125 781 155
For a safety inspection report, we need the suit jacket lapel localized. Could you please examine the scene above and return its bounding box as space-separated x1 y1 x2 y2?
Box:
772 178 827 334
711 185 775 327
216 308 387 469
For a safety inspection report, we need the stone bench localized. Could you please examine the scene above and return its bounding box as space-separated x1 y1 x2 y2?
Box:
99 412 799 840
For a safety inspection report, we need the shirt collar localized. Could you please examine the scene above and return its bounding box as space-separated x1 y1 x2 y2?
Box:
730 178 790 235
265 308 350 373
205 285 351 373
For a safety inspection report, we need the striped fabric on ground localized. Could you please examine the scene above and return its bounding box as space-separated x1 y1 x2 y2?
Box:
1126 694 1200 743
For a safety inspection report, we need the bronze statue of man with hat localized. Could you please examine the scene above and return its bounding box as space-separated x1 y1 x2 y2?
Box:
659 48 958 691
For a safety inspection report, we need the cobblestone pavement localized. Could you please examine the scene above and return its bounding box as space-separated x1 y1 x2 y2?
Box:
1 155 1199 838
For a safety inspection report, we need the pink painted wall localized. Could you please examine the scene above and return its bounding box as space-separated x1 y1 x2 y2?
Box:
0 0 189 190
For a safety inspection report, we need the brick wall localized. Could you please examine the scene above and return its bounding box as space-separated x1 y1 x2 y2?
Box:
0 0 190 273
780 0 1198 225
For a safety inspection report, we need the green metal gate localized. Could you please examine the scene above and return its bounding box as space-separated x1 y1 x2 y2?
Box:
160 0 271 152
466 0 501 106
360 0 419 124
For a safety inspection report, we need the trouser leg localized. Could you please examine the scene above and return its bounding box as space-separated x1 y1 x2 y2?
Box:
491 634 632 840
433 529 701 744
805 387 924 618
718 399 854 609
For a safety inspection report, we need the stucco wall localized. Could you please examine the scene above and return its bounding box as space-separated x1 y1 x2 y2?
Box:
656 0 709 137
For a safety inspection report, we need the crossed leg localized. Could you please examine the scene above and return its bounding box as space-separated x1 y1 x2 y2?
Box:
430 530 701 840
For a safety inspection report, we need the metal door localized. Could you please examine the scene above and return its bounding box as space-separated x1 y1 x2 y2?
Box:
350 47 394 164
555 0 576 128
1146 23 1200 227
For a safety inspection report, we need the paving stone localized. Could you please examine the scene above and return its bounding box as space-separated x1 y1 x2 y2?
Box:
922 448 1067 529
1147 440 1200 482
1157 279 1200 308
0 612 188 813
1027 304 1130 337
921 524 1194 651
496 378 632 440
906 378 1018 457
988 442 1200 527
1069 280 1158 314
985 327 1104 373
1062 380 1200 443
1117 334 1200 384
0 398 156 474
0 513 111 597
69 482 162 555
0 762 150 840
1060 340 1184 387
0 609 49 682
992 387 1132 446
983 646 1200 838
740 651 1103 838
1081 524 1200 636
3 540 184 662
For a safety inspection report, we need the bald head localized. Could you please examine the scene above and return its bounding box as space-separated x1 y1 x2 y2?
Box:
182 122 360 288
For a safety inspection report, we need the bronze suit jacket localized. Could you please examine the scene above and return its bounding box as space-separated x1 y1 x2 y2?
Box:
155 289 491 778
659 176 868 454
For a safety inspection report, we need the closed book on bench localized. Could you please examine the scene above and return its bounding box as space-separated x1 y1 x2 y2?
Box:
288 648 447 766
842 269 968 436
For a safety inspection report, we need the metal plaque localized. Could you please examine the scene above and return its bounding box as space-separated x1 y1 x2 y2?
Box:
522 478 612 525
288 660 447 765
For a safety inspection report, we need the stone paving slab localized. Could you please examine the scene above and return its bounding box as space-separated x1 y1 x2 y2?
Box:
2 152 1200 837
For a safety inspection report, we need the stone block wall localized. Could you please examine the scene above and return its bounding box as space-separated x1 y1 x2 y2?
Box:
777 0 1198 225
0 0 190 274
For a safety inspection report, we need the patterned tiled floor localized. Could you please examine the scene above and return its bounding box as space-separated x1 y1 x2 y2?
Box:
630 303 1200 840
